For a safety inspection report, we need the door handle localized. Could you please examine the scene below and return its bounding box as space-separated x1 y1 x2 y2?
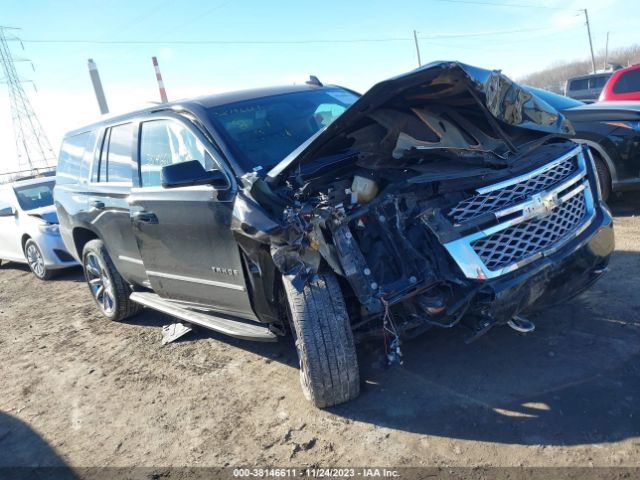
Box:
90 200 105 210
132 211 159 224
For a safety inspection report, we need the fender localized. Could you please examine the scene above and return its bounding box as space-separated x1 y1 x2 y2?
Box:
572 138 619 186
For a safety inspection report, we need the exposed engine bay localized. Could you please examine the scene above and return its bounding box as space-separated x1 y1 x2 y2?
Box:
234 62 599 346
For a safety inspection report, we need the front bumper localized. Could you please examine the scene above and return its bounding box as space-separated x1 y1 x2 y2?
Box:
476 202 614 322
37 232 79 270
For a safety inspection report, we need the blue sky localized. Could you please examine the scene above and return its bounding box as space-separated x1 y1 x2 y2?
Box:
1 0 637 172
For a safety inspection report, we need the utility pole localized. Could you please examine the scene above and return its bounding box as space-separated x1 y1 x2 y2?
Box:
87 59 109 115
152 56 168 103
582 9 596 74
604 31 610 70
0 26 56 175
413 30 422 68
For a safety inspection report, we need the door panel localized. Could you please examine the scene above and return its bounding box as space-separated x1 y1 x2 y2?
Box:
0 192 22 261
86 185 147 285
130 116 256 319
129 186 257 319
0 213 22 261
85 123 147 285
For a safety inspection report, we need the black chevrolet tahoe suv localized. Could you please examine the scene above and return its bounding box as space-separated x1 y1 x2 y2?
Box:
55 62 614 408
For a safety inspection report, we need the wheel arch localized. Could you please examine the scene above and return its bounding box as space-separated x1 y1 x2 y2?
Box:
575 139 618 186
72 227 100 260
21 234 31 252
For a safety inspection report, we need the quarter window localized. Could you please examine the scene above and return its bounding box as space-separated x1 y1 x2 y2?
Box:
56 131 95 184
139 119 216 187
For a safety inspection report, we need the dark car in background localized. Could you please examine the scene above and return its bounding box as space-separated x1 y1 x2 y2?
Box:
528 86 640 200
55 62 614 408
565 72 612 103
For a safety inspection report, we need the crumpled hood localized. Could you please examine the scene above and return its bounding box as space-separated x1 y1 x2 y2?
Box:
26 205 59 224
267 61 573 182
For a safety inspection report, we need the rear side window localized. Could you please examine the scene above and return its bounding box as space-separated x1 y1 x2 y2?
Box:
139 119 216 187
613 69 640 94
93 123 134 184
590 75 608 88
56 131 96 185
569 78 589 91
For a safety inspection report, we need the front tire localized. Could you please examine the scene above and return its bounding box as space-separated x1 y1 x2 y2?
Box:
82 239 142 321
283 272 360 408
593 153 612 201
24 239 52 280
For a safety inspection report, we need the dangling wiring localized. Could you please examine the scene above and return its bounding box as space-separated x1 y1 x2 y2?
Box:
380 297 403 366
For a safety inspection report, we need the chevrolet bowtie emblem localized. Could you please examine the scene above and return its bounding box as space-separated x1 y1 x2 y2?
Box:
523 192 560 219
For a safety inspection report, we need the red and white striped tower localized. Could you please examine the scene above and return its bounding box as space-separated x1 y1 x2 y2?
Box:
152 56 168 103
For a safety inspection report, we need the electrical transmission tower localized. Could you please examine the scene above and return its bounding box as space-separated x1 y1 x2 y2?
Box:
0 26 56 176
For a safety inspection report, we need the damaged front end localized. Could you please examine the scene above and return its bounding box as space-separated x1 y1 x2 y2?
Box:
232 61 613 344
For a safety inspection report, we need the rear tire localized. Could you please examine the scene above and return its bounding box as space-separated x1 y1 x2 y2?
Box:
24 239 53 280
593 153 612 201
82 239 142 321
283 271 360 408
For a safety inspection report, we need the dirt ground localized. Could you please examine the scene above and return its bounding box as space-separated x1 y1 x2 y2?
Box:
0 195 639 471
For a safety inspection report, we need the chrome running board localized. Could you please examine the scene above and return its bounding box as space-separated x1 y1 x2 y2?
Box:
130 291 277 342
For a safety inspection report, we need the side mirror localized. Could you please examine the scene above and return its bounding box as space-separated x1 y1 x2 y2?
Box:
161 160 228 189
0 206 16 217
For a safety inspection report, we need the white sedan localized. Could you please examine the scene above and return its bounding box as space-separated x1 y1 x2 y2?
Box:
0 175 77 279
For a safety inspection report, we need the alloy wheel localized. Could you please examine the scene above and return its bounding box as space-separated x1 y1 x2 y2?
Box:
84 252 115 314
26 243 45 278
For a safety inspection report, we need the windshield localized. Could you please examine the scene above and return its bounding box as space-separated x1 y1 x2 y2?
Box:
526 86 584 110
14 181 55 211
207 88 359 170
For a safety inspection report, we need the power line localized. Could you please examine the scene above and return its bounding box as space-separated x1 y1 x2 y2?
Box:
420 25 553 39
19 25 565 46
433 0 577 10
20 38 409 45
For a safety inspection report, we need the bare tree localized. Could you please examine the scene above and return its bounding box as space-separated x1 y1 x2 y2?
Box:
518 44 640 93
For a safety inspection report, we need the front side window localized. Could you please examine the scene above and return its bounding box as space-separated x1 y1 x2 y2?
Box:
207 88 359 170
14 181 55 211
139 119 216 187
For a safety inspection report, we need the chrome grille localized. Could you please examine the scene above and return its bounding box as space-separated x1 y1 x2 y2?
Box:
448 155 578 225
442 146 596 280
471 192 587 271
